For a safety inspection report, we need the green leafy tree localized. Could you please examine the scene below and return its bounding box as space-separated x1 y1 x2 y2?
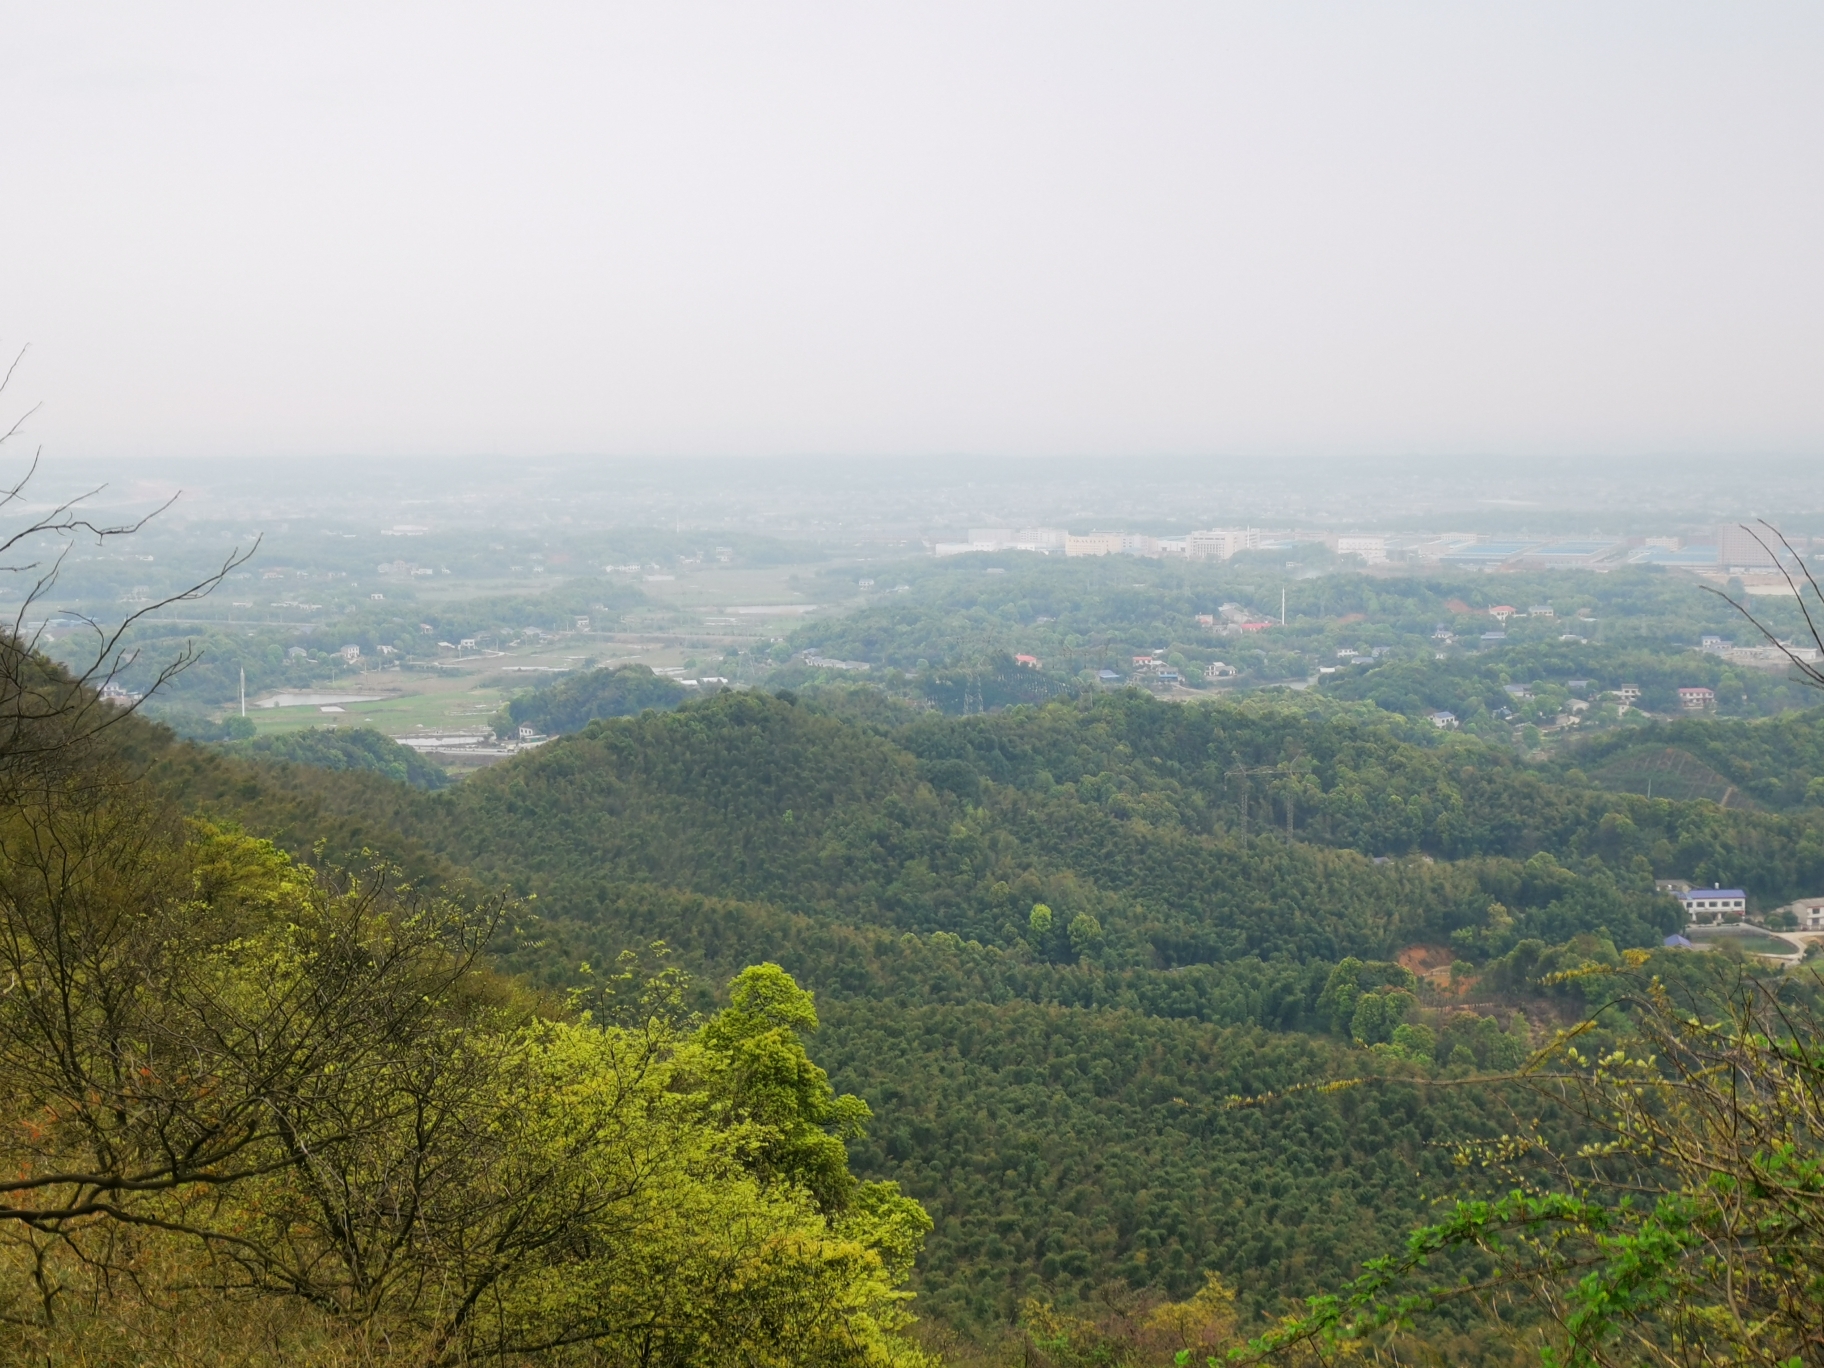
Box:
1067 911 1104 959
0 786 931 1364
700 963 876 1214
1030 901 1055 939
1347 988 1413 1046
1238 961 1824 1368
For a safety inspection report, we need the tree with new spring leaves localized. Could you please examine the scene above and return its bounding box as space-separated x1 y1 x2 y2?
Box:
1221 944 1824 1368
0 785 931 1364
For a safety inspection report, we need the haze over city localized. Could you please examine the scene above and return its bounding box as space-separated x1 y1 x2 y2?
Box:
4 2 1822 462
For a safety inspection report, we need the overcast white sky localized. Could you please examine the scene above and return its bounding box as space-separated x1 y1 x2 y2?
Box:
3 3 1821 461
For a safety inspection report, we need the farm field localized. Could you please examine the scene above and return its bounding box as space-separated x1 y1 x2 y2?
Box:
236 644 643 738
1586 744 1760 807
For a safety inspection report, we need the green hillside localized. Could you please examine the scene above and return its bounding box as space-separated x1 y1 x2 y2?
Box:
1583 744 1758 808
1564 706 1824 809
150 682 1824 1354
495 662 688 737
413 690 1822 939
821 999 1533 1329
227 723 452 789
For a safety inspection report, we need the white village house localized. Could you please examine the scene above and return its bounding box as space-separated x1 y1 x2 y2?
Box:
1674 886 1747 925
1776 897 1824 931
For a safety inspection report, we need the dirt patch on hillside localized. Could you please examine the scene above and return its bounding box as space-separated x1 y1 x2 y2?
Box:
1399 944 1477 996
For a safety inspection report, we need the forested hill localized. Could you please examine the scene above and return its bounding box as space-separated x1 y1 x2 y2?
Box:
160 688 1824 1341
1554 707 1824 810
417 688 1818 942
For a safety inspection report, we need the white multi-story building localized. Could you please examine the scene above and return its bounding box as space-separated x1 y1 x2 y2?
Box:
1778 898 1824 931
1675 888 1746 924
941 527 1067 554
1186 528 1262 560
1718 524 1778 571
1333 535 1387 565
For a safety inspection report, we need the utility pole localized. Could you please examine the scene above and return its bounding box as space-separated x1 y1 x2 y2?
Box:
1281 586 1287 626
240 666 246 718
1227 763 1280 837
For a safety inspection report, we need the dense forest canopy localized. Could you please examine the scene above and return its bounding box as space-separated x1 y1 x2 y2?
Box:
414 689 1817 937
495 661 689 737
227 722 453 787
129 671 1824 1362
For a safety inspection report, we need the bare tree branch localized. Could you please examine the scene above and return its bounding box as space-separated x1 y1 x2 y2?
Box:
0 357 261 789
1699 520 1824 691
0 345 41 455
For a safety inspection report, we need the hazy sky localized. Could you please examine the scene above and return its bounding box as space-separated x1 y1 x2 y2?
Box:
4 3 1822 461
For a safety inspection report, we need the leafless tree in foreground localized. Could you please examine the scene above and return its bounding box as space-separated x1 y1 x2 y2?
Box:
1704 520 1824 693
0 345 255 795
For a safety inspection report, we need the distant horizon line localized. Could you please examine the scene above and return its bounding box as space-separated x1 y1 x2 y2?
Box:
26 449 1824 467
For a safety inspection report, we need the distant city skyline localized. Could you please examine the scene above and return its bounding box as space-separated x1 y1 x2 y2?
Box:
11 453 1824 550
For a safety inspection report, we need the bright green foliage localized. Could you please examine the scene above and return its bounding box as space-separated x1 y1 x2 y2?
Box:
1347 988 1413 1046
0 793 930 1365
1387 1021 1435 1061
1315 959 1416 1037
1016 1271 1242 1366
701 963 875 1214
1239 970 1824 1368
